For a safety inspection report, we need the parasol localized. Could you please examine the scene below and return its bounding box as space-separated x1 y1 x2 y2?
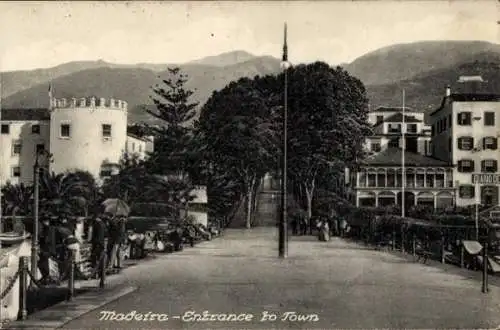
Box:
102 198 130 217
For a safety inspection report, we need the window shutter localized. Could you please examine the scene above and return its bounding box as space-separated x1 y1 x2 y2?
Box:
481 160 486 172
493 138 498 150
494 161 498 172
483 138 486 150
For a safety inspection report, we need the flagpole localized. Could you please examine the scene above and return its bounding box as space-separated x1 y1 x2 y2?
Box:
401 89 406 218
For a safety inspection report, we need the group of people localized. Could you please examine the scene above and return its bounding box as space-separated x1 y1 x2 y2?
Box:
37 214 80 284
289 211 350 242
36 211 128 284
88 212 127 273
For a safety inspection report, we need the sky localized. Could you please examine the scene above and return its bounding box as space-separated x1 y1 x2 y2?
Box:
0 1 498 71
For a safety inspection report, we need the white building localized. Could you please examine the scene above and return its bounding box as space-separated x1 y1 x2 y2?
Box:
0 96 154 186
350 76 500 209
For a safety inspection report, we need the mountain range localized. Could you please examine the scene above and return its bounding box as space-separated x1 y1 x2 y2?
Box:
2 41 500 124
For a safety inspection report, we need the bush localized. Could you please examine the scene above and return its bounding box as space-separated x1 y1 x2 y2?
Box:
130 203 175 217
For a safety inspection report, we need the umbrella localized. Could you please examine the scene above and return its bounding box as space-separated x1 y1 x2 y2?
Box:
102 198 130 217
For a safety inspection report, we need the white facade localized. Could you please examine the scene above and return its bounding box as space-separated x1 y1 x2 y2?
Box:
429 90 500 207
0 97 153 186
0 118 50 185
49 97 128 178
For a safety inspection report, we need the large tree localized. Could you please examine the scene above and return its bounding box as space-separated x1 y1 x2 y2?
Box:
198 77 279 228
283 62 370 225
146 67 199 177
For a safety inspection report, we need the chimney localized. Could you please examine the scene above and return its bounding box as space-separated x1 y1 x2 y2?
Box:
445 85 451 97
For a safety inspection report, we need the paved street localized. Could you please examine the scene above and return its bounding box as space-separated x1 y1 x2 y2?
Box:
63 228 500 329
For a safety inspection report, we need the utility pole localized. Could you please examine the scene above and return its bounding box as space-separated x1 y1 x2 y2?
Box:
279 23 290 258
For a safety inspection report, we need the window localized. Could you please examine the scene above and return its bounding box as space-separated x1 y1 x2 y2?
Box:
1 124 9 134
138 144 143 153
60 124 71 138
481 160 498 173
431 125 435 137
100 167 113 177
376 115 384 124
388 124 401 133
448 114 452 128
457 112 472 125
371 142 381 152
457 137 474 150
102 124 112 138
458 159 474 172
424 140 429 155
31 124 40 134
407 124 417 133
12 141 22 155
36 144 45 154
459 185 475 199
388 138 399 148
483 137 498 150
484 112 495 126
11 166 21 177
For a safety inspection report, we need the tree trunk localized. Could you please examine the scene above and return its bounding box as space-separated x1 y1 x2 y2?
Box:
304 178 315 235
245 176 256 229
250 176 261 226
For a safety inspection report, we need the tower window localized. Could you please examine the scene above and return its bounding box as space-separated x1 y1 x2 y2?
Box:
102 124 112 138
60 124 71 138
12 140 22 155
1 124 10 134
11 166 21 177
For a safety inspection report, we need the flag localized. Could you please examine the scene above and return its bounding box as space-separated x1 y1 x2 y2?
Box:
282 23 288 62
48 83 53 109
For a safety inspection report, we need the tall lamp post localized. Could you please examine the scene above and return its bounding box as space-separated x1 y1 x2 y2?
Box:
279 23 290 258
31 150 51 279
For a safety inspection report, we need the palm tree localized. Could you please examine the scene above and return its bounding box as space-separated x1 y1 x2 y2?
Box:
1 182 33 216
1 182 33 234
39 170 94 217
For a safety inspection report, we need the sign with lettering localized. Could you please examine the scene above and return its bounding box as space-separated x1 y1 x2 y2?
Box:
472 174 500 184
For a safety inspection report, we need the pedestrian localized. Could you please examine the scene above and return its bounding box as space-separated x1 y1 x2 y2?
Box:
90 216 106 272
38 217 53 284
340 218 348 238
291 215 298 235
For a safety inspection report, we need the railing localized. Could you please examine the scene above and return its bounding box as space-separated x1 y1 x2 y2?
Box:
0 247 108 321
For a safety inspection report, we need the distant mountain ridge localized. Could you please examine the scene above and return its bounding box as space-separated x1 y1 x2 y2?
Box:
344 40 500 86
3 41 500 124
1 53 282 124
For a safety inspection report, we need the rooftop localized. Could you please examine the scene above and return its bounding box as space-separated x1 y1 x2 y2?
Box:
1 108 50 121
382 113 422 123
363 148 450 167
430 93 500 117
371 106 419 113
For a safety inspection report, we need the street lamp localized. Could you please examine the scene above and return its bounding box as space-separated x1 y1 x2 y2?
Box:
279 23 290 258
31 149 52 279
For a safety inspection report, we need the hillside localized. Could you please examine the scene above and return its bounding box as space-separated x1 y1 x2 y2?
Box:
346 40 500 86
0 50 262 99
1 56 282 124
366 55 500 112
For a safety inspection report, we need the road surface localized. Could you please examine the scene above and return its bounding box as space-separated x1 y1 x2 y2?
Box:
63 228 500 329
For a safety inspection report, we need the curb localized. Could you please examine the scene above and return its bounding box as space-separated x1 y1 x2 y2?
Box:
5 285 137 330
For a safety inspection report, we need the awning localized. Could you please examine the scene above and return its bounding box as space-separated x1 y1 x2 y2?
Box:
462 240 483 255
